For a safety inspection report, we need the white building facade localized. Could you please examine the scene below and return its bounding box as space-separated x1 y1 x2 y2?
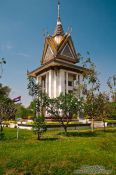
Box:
36 69 83 98
28 1 86 116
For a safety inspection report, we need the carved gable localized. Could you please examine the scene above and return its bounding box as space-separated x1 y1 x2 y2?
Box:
60 43 74 58
44 45 54 62
41 34 79 65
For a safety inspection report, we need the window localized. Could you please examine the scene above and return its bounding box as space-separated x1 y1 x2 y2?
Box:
68 81 73 86
68 90 73 94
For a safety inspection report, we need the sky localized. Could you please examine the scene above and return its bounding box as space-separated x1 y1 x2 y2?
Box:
0 0 116 106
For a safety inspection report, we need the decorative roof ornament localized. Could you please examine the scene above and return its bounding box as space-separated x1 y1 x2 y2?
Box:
54 0 64 36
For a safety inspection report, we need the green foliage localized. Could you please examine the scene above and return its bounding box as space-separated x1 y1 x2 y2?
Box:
80 53 100 93
0 84 13 117
84 93 96 118
84 92 111 120
47 93 83 134
27 77 49 139
0 83 16 139
15 104 33 119
110 102 116 119
0 83 10 98
78 56 101 132
27 76 48 116
28 99 36 117
0 97 16 119
96 93 111 120
33 116 47 140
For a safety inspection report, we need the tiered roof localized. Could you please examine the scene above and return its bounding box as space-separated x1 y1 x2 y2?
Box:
28 1 86 77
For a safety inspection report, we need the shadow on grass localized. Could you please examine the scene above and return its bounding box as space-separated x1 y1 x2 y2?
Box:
58 131 97 137
41 138 59 141
102 129 116 133
95 127 116 133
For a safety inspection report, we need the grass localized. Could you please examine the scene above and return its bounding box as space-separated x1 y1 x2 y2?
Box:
0 127 116 175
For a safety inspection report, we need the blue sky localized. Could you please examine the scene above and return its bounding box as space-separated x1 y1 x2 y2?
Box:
0 0 116 106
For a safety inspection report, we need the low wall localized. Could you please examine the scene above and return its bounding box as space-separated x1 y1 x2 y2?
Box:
93 121 107 128
7 123 91 130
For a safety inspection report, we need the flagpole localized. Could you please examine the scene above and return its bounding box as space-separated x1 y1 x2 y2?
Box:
17 124 19 140
14 96 21 140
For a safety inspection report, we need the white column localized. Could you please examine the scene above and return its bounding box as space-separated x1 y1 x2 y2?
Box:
66 72 68 94
47 72 49 95
59 69 65 95
49 70 53 98
37 76 41 85
45 73 49 94
54 70 57 98
56 70 59 97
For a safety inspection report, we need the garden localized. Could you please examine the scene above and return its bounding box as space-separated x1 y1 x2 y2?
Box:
0 127 116 175
0 57 116 175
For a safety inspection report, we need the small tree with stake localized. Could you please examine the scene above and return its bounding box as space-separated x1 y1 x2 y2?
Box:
47 93 83 135
83 92 98 132
27 76 48 140
33 116 47 140
80 53 100 132
96 92 111 131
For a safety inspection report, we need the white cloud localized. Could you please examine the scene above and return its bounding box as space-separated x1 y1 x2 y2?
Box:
6 44 13 50
16 53 31 58
0 43 14 51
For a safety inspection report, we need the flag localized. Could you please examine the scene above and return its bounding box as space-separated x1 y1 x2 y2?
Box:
13 96 21 102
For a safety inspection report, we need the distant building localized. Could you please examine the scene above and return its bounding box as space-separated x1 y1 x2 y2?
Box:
28 1 86 101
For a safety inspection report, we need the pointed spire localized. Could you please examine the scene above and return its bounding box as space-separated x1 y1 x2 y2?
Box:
58 0 60 18
54 0 64 36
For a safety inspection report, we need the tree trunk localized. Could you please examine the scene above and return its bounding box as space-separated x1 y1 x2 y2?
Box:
91 118 94 132
0 122 3 140
0 122 3 133
37 132 41 140
64 125 68 136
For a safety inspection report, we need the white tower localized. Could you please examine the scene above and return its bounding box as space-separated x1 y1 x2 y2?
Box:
28 1 85 103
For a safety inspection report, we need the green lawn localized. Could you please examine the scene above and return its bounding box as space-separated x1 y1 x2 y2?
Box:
0 127 116 175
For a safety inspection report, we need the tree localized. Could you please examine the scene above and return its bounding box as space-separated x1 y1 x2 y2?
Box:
28 100 36 117
110 102 116 120
47 93 83 135
27 76 49 116
80 54 100 132
96 93 111 131
33 116 47 140
15 104 33 119
27 76 48 140
0 83 10 97
83 92 99 132
107 75 116 102
0 97 16 120
0 84 16 139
